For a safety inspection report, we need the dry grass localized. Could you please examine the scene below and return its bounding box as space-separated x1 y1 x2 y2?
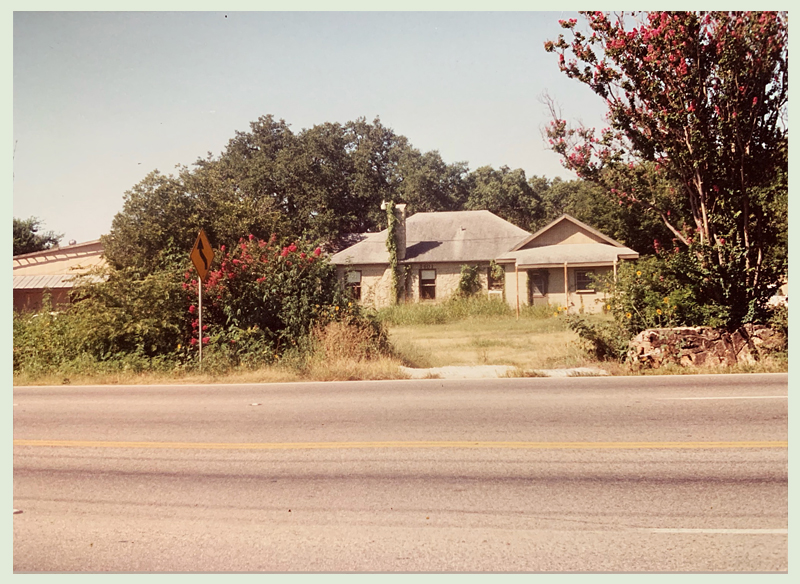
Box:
387 315 590 370
12 368 305 387
501 367 548 378
299 320 409 381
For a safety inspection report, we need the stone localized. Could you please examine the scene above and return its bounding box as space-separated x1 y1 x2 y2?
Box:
626 325 785 369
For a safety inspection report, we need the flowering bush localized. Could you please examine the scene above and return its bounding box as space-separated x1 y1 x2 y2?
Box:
544 11 788 331
182 234 380 364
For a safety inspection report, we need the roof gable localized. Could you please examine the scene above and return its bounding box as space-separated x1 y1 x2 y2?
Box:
513 214 628 251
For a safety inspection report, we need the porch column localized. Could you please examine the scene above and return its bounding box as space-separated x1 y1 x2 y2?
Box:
613 258 618 282
515 263 520 319
563 262 569 313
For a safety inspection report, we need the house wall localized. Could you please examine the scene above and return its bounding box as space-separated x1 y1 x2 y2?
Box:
405 263 487 303
340 262 499 307
13 288 70 313
337 265 394 308
504 265 611 314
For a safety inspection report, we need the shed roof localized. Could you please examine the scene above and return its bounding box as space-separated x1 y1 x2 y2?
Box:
13 273 105 290
330 210 531 265
13 239 106 276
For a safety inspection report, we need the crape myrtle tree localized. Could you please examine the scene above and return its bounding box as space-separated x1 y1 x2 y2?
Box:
544 11 788 328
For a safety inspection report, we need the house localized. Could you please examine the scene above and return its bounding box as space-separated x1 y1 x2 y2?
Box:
13 240 106 312
330 208 639 313
330 206 530 307
496 214 639 314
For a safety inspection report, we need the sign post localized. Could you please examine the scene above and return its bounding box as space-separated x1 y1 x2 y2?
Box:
190 229 214 369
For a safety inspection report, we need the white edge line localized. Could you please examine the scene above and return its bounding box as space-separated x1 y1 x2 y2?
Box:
658 396 787 400
649 528 787 534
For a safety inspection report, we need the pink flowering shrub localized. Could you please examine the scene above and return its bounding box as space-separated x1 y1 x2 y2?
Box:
181 235 385 364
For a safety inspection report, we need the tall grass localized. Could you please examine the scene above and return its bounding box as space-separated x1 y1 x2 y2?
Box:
375 296 558 326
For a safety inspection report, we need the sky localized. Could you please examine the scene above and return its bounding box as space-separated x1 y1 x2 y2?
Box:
13 10 612 244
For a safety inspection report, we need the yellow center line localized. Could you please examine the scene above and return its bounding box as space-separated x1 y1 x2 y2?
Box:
13 440 788 450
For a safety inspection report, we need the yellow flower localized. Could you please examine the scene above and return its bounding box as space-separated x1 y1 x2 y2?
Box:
553 312 559 317
626 312 632 319
605 304 611 310
335 306 339 311
636 270 642 277
177 344 182 350
348 302 352 307
663 297 670 304
656 309 662 315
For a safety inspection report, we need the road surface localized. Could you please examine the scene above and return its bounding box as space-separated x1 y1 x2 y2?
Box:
13 373 788 571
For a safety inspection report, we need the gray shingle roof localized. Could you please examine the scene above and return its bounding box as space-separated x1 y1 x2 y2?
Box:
330 210 531 265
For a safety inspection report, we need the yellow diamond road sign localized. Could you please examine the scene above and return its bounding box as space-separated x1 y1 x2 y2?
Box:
190 229 214 282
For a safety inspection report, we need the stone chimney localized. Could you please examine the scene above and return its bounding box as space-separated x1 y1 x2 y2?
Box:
381 201 407 261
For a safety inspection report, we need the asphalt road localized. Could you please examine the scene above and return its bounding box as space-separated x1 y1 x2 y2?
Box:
13 373 788 572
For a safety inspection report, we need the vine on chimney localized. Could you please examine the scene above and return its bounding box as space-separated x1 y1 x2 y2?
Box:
385 201 401 304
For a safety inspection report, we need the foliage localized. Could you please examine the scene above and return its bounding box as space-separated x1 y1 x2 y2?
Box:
544 11 788 328
456 264 482 297
181 234 384 364
13 289 183 377
103 116 470 273
465 166 546 231
385 201 401 304
13 217 62 256
766 303 788 341
601 254 736 336
488 260 504 283
565 315 633 362
14 235 389 377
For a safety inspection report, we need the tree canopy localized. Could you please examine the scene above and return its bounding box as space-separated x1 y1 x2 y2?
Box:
103 116 475 272
544 11 788 326
104 107 695 277
13 217 62 256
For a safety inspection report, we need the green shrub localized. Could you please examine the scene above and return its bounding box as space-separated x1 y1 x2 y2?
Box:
566 314 632 362
184 235 368 359
456 264 482 297
14 233 389 379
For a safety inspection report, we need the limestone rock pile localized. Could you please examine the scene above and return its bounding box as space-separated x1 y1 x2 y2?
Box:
627 325 785 369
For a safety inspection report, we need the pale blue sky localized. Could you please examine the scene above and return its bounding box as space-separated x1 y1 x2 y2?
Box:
13 10 610 244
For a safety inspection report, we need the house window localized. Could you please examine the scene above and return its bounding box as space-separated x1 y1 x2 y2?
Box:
346 270 362 300
419 269 436 300
576 270 595 292
529 271 547 298
487 265 504 291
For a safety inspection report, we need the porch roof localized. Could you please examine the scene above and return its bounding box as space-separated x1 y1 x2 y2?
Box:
496 243 639 268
